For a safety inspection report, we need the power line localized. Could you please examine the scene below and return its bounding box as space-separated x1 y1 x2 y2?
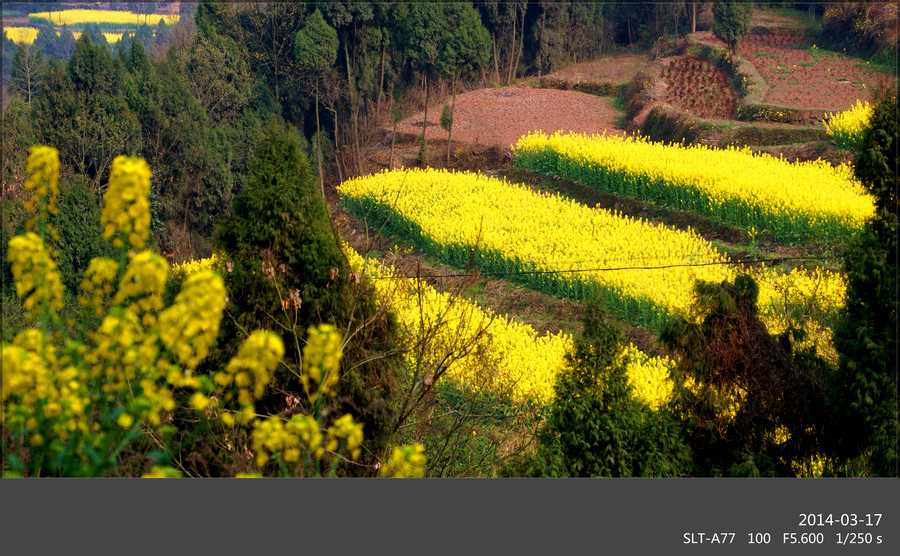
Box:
363 255 842 281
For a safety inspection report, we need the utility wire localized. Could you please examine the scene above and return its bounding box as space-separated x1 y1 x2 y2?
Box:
363 254 842 281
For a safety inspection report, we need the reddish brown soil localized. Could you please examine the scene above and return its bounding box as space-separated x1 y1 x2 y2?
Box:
393 86 625 151
543 52 647 85
661 55 739 119
693 31 892 111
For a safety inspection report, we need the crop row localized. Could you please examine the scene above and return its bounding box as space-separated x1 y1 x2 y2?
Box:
29 9 178 29
337 168 846 354
513 131 874 245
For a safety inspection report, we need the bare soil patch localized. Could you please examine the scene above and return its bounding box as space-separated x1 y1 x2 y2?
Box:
544 52 647 85
393 86 626 150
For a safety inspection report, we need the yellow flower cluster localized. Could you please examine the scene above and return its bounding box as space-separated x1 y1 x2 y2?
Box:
513 131 874 243
379 443 427 478
344 244 676 408
113 250 168 325
251 414 325 467
825 99 873 151
23 146 60 236
2 338 90 444
325 414 364 460
300 324 343 403
77 257 119 316
30 9 179 27
101 155 152 250
158 270 227 370
215 330 285 415
7 232 64 317
170 253 222 281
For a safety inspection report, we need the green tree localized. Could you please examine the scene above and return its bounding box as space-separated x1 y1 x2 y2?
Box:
712 0 752 53
507 300 691 477
9 44 45 103
396 2 448 163
827 87 898 477
31 36 141 187
661 275 829 476
438 2 490 165
214 122 402 473
295 8 339 196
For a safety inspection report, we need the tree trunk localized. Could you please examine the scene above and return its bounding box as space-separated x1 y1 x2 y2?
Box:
492 33 500 85
507 6 517 85
376 38 386 117
512 7 525 82
537 7 546 78
389 97 397 169
421 73 429 160
315 80 324 198
344 38 362 176
327 105 343 183
446 75 456 166
692 1 697 33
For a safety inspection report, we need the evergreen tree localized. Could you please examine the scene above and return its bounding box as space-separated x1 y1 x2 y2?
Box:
661 275 829 476
214 121 402 474
712 0 752 53
294 8 339 195
506 300 691 477
828 87 898 476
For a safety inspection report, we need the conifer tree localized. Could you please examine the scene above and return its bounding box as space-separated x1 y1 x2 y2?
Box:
828 87 898 477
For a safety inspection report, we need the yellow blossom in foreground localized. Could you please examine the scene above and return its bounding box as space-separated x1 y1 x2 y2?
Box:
301 324 343 402
380 443 427 478
215 330 284 412
325 414 364 460
102 155 152 249
7 232 64 316
157 270 226 369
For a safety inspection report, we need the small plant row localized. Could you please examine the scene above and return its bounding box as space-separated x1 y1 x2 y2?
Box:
513 131 873 245
29 9 179 30
337 168 847 350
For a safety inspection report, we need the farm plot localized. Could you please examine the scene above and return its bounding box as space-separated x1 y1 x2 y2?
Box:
736 33 888 111
338 168 846 347
343 245 675 408
513 130 874 244
661 56 739 119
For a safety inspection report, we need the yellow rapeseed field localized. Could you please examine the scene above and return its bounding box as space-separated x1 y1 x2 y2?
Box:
338 168 845 359
4 27 38 45
29 9 179 27
513 131 874 244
